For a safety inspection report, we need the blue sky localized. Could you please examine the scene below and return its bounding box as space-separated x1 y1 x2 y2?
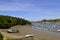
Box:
0 0 60 21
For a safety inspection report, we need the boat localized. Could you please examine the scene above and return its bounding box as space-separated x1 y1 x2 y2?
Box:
25 34 34 37
57 29 60 32
7 29 19 33
51 25 56 29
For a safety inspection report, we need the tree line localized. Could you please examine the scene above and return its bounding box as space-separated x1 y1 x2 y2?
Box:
40 19 60 23
0 15 31 29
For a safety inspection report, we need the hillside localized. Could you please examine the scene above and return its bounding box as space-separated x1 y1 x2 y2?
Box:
0 15 31 29
40 19 60 23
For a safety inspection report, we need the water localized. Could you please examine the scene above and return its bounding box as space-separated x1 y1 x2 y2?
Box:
32 23 60 33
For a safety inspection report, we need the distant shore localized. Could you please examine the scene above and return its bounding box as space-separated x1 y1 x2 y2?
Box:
1 25 60 40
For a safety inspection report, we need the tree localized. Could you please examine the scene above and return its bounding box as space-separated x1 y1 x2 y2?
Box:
0 15 31 29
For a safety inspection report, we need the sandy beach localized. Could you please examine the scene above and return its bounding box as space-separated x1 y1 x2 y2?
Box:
11 25 60 40
1 25 60 40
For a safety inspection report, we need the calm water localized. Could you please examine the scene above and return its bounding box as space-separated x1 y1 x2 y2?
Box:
32 23 60 33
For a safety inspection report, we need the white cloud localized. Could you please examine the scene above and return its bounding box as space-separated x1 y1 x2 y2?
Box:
0 1 41 13
0 0 59 15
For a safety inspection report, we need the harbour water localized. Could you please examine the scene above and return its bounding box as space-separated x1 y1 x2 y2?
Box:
32 23 60 34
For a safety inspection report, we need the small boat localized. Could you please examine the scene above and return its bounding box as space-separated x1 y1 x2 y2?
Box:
51 26 54 28
25 34 34 37
57 29 60 32
51 25 56 29
7 29 19 33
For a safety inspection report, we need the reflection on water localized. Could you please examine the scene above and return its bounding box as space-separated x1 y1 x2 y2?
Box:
32 23 60 32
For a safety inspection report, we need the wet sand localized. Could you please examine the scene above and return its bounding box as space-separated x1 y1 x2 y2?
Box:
1 25 60 40
11 25 60 40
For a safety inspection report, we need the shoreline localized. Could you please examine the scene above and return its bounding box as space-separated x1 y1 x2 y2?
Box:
1 25 60 40
32 26 60 36
12 25 60 40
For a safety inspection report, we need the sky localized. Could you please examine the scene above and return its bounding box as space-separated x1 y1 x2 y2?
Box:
0 0 60 21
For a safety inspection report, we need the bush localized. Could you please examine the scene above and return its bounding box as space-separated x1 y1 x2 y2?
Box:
0 33 3 40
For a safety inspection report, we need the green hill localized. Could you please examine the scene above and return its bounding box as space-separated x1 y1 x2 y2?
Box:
0 15 31 29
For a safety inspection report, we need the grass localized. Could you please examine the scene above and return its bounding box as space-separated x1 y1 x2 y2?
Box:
3 37 13 40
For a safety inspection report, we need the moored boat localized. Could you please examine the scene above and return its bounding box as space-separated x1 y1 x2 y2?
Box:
57 29 60 32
